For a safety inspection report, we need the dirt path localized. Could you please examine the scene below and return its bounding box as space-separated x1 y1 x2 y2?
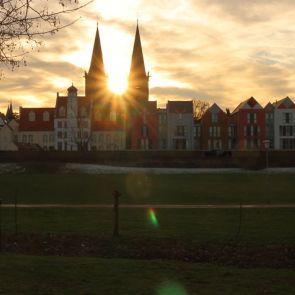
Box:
2 204 295 209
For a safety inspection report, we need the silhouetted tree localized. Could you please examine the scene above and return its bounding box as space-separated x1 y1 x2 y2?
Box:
193 98 209 120
0 0 92 71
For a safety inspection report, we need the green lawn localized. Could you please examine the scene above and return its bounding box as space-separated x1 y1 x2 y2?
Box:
2 208 295 245
1 254 295 295
1 173 295 204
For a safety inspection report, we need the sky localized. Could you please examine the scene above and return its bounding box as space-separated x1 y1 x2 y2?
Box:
1 0 295 113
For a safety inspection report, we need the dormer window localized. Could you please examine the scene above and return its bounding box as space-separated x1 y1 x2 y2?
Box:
59 106 66 117
43 111 50 121
28 111 36 122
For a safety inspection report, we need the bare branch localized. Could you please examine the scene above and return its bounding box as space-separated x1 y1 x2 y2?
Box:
0 0 93 71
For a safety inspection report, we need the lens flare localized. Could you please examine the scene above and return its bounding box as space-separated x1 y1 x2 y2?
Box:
156 281 189 295
148 208 159 227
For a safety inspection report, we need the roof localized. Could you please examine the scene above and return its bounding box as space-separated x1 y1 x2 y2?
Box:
273 97 295 109
129 24 146 79
19 108 55 131
67 84 78 93
0 112 6 125
264 102 275 111
55 96 91 118
232 97 263 114
167 100 193 113
88 26 105 76
205 103 225 115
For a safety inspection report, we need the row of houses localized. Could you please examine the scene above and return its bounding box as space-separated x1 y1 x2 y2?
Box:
1 95 295 151
1 23 295 151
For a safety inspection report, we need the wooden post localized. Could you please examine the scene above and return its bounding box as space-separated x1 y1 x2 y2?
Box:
112 190 121 237
14 189 18 235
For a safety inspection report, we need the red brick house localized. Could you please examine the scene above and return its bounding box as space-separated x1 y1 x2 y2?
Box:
231 97 265 150
200 103 229 150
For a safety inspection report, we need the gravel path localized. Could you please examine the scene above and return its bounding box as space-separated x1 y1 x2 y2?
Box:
2 204 295 209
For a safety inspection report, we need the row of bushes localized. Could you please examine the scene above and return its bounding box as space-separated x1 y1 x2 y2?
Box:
0 150 295 169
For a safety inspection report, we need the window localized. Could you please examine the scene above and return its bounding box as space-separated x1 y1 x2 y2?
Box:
266 113 274 121
211 113 218 123
58 142 63 151
178 113 182 120
247 113 257 124
57 132 63 139
43 111 50 121
283 112 292 124
59 107 66 117
176 125 185 136
194 126 201 137
57 121 62 128
43 135 48 143
28 135 33 143
142 125 148 137
22 134 27 143
228 126 235 137
28 111 36 122
49 135 54 143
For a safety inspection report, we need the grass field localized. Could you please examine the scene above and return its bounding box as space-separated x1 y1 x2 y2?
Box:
2 208 295 245
1 254 295 295
1 173 295 204
1 171 295 294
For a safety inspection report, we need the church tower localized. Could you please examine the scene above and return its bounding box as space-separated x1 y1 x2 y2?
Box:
85 25 107 103
127 23 149 104
125 23 157 150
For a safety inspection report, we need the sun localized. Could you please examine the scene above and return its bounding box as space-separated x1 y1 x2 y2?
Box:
108 74 128 95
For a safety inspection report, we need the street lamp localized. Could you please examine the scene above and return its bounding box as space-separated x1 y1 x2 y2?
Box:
263 140 270 169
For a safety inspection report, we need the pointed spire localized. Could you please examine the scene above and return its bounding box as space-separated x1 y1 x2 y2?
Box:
88 25 105 75
130 23 146 78
6 101 14 121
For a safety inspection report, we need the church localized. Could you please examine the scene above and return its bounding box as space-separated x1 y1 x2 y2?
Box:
17 23 159 151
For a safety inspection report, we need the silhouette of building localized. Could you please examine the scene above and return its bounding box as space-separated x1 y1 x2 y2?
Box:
6 23 295 152
125 24 158 150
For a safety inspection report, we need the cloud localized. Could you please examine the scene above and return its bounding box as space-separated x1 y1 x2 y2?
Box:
2 0 295 113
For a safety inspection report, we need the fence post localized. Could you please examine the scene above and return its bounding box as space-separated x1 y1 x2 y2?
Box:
112 190 121 237
14 189 18 235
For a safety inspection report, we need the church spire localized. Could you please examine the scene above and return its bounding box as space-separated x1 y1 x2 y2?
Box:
6 101 14 122
88 25 105 75
130 23 146 79
128 22 149 102
85 25 107 100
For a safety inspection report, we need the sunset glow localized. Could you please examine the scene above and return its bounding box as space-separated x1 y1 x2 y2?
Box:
2 1 295 112
108 74 128 94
